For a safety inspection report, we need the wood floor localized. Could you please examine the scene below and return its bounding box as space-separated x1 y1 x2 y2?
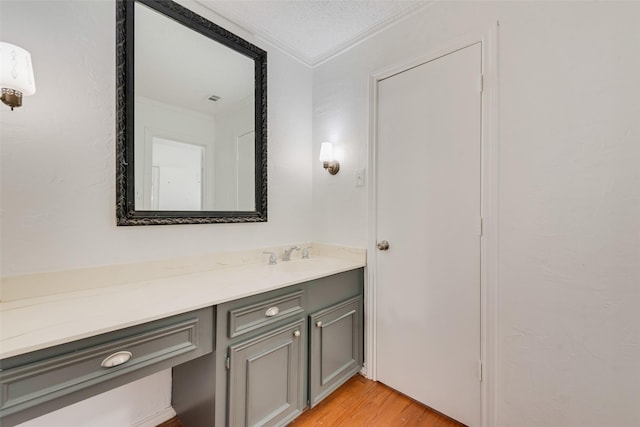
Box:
157 417 183 427
159 375 465 427
290 375 465 427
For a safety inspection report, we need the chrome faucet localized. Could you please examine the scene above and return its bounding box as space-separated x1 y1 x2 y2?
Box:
282 246 300 261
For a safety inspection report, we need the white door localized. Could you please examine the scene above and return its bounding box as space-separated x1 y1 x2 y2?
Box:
151 137 204 211
376 43 482 426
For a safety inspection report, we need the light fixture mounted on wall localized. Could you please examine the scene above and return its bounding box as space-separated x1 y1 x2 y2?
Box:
319 142 340 175
0 42 36 111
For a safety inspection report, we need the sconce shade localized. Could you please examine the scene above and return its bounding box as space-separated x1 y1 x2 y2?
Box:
319 141 340 175
1 42 36 110
319 142 334 162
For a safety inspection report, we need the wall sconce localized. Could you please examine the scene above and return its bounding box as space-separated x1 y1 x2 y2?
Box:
319 142 340 175
0 42 36 111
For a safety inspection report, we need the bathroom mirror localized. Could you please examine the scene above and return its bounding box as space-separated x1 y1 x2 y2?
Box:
116 0 267 225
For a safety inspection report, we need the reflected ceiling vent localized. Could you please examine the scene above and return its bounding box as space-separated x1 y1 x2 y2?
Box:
208 94 221 102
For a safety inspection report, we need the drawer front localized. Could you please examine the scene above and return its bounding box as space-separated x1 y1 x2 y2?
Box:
0 308 212 418
228 290 304 338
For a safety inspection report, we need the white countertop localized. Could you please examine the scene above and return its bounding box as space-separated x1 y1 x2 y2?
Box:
0 245 365 359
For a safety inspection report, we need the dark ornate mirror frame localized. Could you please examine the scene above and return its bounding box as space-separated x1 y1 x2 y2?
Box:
116 0 267 225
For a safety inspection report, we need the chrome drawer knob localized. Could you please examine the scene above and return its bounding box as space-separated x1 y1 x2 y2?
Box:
293 330 301 337
316 321 323 328
265 307 280 317
101 351 132 368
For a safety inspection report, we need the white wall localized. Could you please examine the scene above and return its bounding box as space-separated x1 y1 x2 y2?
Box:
17 371 173 427
312 1 640 426
213 96 254 210
0 0 312 425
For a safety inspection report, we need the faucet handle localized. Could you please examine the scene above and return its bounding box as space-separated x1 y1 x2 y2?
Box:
263 251 277 265
301 247 311 259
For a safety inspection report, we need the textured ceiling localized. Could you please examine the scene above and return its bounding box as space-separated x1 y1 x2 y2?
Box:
197 0 431 67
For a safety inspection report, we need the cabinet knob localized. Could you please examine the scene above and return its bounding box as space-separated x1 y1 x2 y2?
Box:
265 307 280 317
293 330 301 337
316 321 323 328
100 351 132 368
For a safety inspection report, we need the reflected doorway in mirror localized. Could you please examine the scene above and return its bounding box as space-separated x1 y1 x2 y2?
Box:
150 137 204 211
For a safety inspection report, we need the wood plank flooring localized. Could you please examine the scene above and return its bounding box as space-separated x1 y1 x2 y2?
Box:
160 375 465 426
290 375 466 427
157 417 184 427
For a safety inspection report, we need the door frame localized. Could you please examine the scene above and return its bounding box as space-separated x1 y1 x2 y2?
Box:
366 24 499 427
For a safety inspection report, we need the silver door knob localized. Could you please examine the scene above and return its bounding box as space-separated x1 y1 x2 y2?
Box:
293 330 301 337
377 240 390 251
316 321 323 328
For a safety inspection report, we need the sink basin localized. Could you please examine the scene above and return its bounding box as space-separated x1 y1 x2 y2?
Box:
271 258 338 274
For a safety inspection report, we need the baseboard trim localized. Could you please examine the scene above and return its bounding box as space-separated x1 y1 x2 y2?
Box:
133 407 176 427
359 365 368 378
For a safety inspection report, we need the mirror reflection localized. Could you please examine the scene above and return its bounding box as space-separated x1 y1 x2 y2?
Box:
134 2 255 212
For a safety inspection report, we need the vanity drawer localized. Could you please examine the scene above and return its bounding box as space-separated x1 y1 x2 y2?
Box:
228 290 305 338
0 307 213 424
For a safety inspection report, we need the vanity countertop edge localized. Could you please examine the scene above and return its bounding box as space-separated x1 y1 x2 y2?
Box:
0 245 366 360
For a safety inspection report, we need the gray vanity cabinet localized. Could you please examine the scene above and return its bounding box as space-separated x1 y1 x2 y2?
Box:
228 319 306 427
210 268 364 427
308 295 363 407
0 269 364 427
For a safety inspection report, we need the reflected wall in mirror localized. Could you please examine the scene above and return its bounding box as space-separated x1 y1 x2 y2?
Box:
116 0 267 225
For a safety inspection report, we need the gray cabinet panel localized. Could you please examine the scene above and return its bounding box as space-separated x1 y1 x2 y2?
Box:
228 319 305 427
306 269 364 314
309 296 363 407
172 351 216 426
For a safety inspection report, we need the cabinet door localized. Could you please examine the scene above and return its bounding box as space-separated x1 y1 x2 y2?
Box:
309 296 363 407
228 319 305 427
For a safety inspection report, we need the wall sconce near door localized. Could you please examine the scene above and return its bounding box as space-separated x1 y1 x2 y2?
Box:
0 42 36 111
319 142 340 175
